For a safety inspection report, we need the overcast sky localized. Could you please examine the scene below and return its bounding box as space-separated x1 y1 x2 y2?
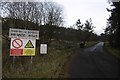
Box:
54 0 111 35
1 0 111 35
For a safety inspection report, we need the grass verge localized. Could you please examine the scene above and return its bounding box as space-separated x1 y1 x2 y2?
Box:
85 41 98 48
2 39 98 78
104 42 120 59
2 40 78 78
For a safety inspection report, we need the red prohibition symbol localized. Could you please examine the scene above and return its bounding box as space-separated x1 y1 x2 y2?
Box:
12 38 23 48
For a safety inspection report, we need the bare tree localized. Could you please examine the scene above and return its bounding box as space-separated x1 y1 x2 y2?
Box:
1 2 64 27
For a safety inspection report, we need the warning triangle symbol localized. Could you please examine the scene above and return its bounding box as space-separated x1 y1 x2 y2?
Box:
25 40 34 48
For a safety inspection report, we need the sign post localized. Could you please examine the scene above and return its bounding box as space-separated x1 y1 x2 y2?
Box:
40 44 47 64
30 56 33 70
13 56 15 68
40 44 47 54
9 28 39 68
31 56 33 64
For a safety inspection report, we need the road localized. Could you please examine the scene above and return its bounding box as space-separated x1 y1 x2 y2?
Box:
69 42 120 78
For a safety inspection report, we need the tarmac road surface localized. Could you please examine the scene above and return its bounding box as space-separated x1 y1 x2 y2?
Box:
69 42 120 78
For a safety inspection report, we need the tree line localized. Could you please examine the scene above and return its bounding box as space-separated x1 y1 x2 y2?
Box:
1 2 63 27
105 1 120 49
1 2 100 45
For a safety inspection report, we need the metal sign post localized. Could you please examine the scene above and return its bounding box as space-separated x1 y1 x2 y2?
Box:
30 56 33 70
13 56 15 69
40 44 47 64
31 56 33 64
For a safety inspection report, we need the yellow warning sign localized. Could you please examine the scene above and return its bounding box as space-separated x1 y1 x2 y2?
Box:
25 40 34 48
23 49 35 56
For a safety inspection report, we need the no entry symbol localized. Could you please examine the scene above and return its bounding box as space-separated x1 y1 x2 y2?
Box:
12 38 23 48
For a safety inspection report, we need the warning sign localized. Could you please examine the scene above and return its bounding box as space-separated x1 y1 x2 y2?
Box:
9 28 38 56
10 49 23 56
25 40 34 48
12 38 23 48
23 49 35 56
10 38 36 56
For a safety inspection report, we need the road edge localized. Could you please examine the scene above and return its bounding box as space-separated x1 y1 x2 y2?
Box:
103 42 120 60
59 42 99 78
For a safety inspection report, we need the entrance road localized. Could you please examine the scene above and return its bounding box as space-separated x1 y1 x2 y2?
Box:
69 42 120 78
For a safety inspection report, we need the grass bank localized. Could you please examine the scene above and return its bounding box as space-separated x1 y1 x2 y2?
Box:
104 42 120 59
2 39 78 78
2 38 98 78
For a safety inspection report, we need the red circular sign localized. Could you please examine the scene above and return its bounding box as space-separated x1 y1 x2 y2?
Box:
12 38 23 49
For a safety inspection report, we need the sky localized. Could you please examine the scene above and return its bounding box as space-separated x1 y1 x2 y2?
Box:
53 0 111 35
1 0 111 35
